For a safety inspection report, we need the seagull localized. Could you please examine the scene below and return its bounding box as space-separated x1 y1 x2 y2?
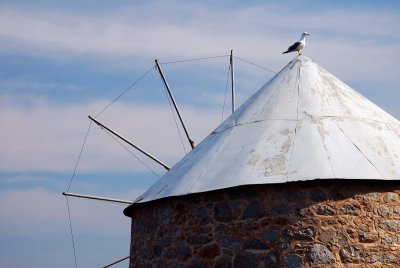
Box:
283 32 310 55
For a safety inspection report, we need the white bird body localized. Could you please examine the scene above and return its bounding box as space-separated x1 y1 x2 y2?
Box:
283 32 310 55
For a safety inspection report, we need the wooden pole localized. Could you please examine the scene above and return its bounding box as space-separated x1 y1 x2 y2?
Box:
155 60 195 149
230 50 235 113
63 192 132 204
89 116 170 171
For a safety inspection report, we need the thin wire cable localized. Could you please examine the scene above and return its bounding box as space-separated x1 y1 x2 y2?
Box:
221 65 231 123
160 55 229 65
65 121 93 268
102 128 162 179
160 80 187 154
94 65 155 118
234 56 277 74
65 196 78 268
67 121 92 192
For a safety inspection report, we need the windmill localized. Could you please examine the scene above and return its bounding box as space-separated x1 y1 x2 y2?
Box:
64 54 400 267
63 51 274 267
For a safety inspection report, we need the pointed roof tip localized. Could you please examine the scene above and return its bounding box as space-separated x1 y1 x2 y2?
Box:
129 56 400 205
293 54 310 61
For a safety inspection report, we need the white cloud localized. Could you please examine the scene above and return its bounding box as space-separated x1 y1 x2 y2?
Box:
0 186 133 268
0 80 83 91
0 2 398 95
1 3 398 60
0 186 140 267
0 95 221 173
0 187 141 235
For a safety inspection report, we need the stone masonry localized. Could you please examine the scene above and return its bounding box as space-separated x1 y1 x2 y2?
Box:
127 179 400 267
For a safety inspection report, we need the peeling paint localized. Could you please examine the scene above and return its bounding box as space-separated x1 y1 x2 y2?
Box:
247 153 260 166
259 154 287 177
281 135 292 154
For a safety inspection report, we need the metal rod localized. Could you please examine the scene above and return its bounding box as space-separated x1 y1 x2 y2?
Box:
63 192 132 204
102 256 130 268
88 116 170 170
155 59 195 149
230 50 235 114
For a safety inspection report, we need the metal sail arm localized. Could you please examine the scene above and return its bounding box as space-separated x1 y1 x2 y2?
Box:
102 256 130 268
63 192 132 204
155 59 195 149
230 50 236 114
88 115 170 171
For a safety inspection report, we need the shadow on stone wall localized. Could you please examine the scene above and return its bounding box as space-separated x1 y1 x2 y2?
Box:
128 179 400 267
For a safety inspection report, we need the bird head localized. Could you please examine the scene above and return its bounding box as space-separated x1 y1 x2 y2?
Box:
302 32 310 36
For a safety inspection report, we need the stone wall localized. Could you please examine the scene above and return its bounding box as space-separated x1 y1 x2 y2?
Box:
126 180 400 267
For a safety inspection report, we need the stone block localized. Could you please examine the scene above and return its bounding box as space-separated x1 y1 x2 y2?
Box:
283 253 302 268
358 233 377 243
277 242 289 249
378 219 400 232
340 204 360 215
195 243 220 259
294 227 314 241
161 208 170 225
378 204 392 217
188 259 207 268
271 204 289 216
214 202 233 222
243 239 267 250
154 245 162 257
316 204 335 215
394 206 400 215
242 201 262 219
385 255 399 264
216 235 242 250
138 246 150 258
282 229 294 240
363 192 381 202
381 234 392 245
213 256 232 268
198 226 212 234
261 229 280 243
264 252 277 268
160 236 173 247
164 248 177 259
233 252 257 268
340 246 363 263
286 191 305 202
197 207 210 225
384 192 398 203
299 207 312 217
187 235 213 245
170 263 184 268
308 244 334 264
133 221 144 235
176 246 192 260
309 189 327 202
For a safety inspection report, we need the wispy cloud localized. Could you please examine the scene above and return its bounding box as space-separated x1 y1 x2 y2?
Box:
0 95 221 173
0 186 139 267
1 2 398 92
1 3 399 59
0 80 83 91
0 187 138 235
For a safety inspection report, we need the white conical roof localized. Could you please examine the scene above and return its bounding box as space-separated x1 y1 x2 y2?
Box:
136 56 400 203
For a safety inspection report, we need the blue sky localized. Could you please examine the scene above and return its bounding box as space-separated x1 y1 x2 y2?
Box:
1 1 400 267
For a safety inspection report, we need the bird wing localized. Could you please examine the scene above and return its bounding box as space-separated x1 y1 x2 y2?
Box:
286 41 301 52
